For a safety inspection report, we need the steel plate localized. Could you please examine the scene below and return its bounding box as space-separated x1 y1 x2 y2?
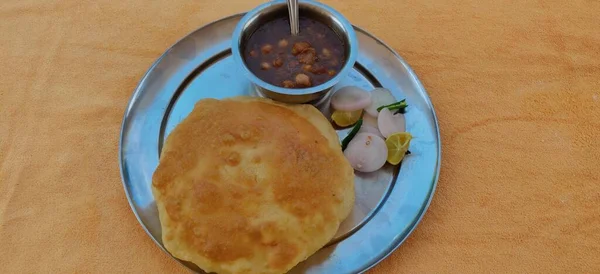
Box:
120 13 440 274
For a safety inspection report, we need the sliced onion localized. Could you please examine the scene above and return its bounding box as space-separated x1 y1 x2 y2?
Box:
362 113 379 128
343 133 388 173
358 124 384 139
364 87 396 117
331 86 372 111
377 108 406 138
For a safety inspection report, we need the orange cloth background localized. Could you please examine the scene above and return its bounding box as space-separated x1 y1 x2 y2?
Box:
1 0 599 273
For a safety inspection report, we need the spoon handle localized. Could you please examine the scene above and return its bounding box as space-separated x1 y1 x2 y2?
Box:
287 0 299 35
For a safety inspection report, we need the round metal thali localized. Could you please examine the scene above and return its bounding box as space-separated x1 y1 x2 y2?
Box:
120 13 440 274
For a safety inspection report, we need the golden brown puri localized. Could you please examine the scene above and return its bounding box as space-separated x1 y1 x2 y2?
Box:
152 97 355 274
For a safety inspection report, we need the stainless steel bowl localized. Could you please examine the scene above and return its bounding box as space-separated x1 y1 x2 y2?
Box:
231 0 358 104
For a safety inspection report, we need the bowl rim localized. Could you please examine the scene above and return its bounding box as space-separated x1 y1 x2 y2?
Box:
231 0 358 96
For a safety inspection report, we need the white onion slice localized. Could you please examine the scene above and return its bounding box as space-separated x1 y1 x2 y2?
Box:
331 86 372 111
343 133 388 173
377 108 406 138
358 124 384 139
362 113 379 128
364 87 396 117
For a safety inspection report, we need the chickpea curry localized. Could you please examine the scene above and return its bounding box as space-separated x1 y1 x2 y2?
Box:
244 16 346 89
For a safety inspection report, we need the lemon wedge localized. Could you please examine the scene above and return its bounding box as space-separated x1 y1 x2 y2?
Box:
385 132 412 165
331 109 362 127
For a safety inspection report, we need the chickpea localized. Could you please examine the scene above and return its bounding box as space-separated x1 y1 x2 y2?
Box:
272 57 283 68
278 39 289 48
310 64 326 74
303 64 312 71
328 69 336 76
297 48 317 65
322 48 331 58
282 80 295 88
249 50 258 57
295 73 311 87
261 44 273 54
260 62 271 70
291 41 311 55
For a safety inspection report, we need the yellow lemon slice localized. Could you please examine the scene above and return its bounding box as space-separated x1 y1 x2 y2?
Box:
331 109 362 127
385 132 412 165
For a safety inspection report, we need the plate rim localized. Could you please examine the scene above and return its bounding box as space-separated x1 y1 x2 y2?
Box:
350 26 441 274
119 13 441 273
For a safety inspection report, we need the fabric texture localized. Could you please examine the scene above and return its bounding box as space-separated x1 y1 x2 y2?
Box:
1 0 598 273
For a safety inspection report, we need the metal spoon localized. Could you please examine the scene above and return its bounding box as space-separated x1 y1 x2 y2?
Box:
286 0 299 35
